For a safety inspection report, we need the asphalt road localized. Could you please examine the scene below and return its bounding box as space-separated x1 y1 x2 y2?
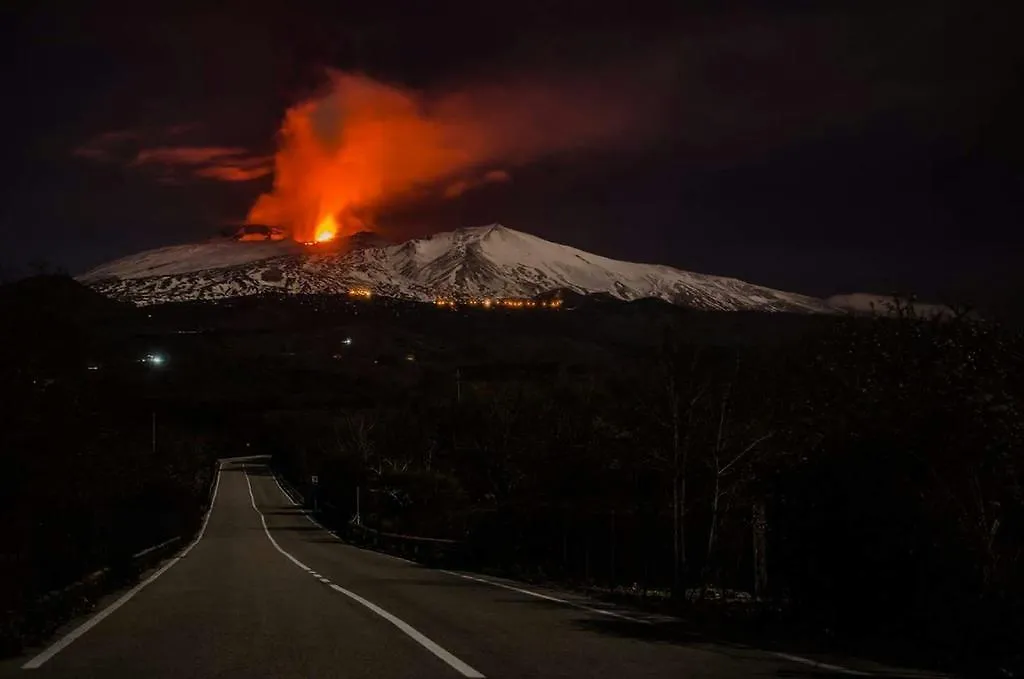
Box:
2 461 927 678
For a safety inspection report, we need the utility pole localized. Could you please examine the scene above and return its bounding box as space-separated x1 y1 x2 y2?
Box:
355 486 362 526
455 367 462 404
752 501 768 600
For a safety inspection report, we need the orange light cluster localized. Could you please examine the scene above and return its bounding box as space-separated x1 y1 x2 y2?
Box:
348 288 373 299
434 297 562 309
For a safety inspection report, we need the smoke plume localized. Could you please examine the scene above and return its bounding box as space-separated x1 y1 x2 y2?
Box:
247 69 664 242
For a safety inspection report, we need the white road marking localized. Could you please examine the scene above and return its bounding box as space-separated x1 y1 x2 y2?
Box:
324 581 486 678
440 570 650 625
380 552 415 564
262 467 878 677
772 652 872 676
268 469 415 564
271 472 299 506
272 468 641 620
446 571 873 675
23 464 224 669
130 535 181 560
244 468 484 678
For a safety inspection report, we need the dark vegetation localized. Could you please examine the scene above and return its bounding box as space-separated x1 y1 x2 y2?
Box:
2 277 1021 675
0 278 218 654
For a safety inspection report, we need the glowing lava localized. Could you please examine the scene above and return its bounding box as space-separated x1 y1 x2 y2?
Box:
314 215 338 243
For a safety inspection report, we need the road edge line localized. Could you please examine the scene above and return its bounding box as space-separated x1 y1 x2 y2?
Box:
269 470 646 620
22 463 224 670
440 570 874 675
268 469 415 564
263 469 879 677
439 570 651 625
269 472 299 506
244 466 484 678
264 469 876 677
771 652 873 676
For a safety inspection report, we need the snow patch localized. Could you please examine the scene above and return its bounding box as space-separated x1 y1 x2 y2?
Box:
80 224 835 313
80 240 300 281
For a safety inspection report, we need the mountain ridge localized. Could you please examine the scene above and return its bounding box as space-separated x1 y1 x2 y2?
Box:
79 224 833 312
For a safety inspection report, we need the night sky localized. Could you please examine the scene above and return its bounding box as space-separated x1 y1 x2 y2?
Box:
3 1 1022 311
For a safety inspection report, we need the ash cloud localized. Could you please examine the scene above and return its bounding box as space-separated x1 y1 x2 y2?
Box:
247 68 673 241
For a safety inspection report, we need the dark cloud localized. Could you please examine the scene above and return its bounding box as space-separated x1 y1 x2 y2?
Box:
133 146 273 182
72 129 139 162
444 170 512 199
74 130 273 183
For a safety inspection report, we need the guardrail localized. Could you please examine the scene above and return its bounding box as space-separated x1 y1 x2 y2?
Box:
270 467 466 567
11 531 185 656
343 521 466 566
33 534 183 606
7 461 220 655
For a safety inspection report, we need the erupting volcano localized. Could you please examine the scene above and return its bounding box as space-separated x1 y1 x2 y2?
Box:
75 71 846 313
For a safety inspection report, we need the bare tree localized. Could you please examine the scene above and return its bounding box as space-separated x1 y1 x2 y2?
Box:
658 330 709 599
700 357 774 594
339 411 376 466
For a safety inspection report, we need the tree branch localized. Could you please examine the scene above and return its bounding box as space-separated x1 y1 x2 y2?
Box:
719 431 774 477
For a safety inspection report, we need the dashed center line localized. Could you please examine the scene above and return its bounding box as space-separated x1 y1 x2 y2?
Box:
244 466 484 678
262 466 876 677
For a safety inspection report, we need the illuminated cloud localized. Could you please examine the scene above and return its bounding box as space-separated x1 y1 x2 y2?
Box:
134 146 249 165
134 146 273 181
74 129 271 182
73 129 140 162
443 169 512 199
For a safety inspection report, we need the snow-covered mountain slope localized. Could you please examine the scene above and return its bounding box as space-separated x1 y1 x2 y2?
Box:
79 224 833 312
81 240 301 280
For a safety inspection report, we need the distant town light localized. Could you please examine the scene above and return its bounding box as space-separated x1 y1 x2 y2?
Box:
343 337 353 345
430 296 559 310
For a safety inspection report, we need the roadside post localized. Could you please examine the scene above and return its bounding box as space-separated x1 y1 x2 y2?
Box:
355 486 362 526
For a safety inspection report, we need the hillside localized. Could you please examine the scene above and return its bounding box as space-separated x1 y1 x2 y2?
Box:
80 225 832 312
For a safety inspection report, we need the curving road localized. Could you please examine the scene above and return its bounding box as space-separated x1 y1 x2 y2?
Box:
3 461 917 678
